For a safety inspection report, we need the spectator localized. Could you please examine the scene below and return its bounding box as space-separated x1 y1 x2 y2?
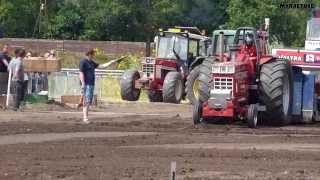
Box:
26 51 32 58
44 51 50 58
0 44 11 72
48 49 56 59
79 49 99 124
8 48 26 111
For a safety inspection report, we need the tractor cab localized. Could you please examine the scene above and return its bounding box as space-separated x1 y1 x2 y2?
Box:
233 28 264 57
156 33 188 61
153 27 208 76
215 27 265 80
211 30 236 56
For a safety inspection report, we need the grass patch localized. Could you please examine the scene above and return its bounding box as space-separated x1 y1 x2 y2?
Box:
25 95 48 104
60 51 116 68
59 50 142 69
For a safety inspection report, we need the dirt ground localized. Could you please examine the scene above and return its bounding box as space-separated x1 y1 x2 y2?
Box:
1 102 320 180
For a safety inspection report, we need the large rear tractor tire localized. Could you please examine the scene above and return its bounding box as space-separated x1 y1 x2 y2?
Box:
163 72 183 103
259 59 293 126
148 90 163 102
120 70 141 101
199 57 214 102
186 65 200 104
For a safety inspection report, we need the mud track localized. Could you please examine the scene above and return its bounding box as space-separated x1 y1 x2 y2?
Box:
0 102 320 180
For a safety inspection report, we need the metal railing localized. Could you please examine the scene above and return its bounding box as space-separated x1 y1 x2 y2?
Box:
60 68 125 78
27 69 124 97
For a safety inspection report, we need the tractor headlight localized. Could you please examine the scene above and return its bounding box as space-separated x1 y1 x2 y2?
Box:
212 65 220 73
212 64 235 73
226 66 235 73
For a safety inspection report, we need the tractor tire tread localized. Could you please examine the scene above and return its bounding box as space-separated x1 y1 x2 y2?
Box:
120 70 141 101
259 59 292 126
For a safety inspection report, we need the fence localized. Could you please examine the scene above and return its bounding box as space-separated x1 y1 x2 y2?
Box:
60 68 124 78
1 69 125 102
48 69 125 101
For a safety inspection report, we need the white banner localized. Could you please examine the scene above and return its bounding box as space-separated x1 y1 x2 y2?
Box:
305 40 320 50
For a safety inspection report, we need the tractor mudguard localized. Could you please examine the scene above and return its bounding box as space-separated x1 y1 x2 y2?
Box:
259 55 274 65
189 56 205 70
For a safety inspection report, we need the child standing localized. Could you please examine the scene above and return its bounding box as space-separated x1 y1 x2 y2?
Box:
8 48 26 111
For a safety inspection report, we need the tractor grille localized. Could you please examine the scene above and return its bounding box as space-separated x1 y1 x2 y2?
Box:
209 77 233 109
213 77 233 90
142 64 154 77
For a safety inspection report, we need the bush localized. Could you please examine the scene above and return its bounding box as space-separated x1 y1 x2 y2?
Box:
117 54 141 70
60 52 83 68
59 49 142 70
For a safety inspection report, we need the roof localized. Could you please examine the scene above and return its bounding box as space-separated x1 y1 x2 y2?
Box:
212 30 236 36
162 30 208 41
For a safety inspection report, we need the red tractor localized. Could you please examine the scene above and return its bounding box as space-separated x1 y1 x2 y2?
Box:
120 27 209 104
194 23 293 128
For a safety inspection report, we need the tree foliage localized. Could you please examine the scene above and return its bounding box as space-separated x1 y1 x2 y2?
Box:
0 0 319 46
226 0 314 47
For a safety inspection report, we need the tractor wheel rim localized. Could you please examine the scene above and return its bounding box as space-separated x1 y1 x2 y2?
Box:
282 75 290 116
175 80 183 101
193 79 199 100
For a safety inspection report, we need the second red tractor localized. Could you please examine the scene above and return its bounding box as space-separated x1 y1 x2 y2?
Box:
120 27 209 104
194 22 293 128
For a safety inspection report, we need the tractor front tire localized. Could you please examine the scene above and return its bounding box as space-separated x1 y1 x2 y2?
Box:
120 70 141 101
163 72 183 103
186 65 200 104
199 57 214 102
247 104 258 128
193 100 203 125
148 90 163 102
259 59 293 126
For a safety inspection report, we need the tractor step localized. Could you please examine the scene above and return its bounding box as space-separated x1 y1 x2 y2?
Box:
257 104 266 112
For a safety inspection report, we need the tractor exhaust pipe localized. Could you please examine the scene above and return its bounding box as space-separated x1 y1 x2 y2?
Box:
219 32 224 61
229 44 240 62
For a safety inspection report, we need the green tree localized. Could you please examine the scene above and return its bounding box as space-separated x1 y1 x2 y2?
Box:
46 1 84 39
0 0 39 38
226 0 312 47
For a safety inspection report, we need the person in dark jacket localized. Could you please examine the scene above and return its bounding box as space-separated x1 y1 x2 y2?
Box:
79 49 99 124
0 44 11 72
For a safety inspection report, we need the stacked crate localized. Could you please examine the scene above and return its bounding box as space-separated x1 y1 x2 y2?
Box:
24 57 61 73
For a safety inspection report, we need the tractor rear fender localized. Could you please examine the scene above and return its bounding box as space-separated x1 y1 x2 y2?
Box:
259 55 274 65
190 56 205 71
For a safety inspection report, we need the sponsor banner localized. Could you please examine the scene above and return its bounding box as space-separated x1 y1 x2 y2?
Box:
272 49 320 67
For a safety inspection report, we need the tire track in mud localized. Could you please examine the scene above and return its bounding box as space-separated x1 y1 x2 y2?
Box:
0 131 157 145
121 142 320 152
